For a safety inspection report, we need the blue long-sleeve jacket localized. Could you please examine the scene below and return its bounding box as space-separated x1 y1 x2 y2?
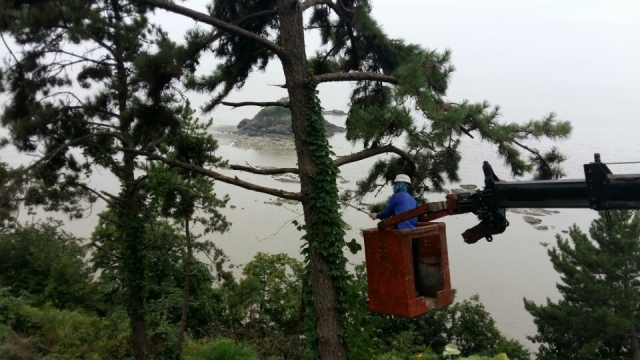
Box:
376 192 418 230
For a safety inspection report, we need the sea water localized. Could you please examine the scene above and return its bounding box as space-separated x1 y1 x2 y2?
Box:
1 114 638 351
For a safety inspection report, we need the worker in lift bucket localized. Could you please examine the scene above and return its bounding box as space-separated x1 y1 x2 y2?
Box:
369 174 418 230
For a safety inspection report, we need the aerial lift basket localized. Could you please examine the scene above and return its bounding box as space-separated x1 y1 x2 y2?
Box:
362 222 454 317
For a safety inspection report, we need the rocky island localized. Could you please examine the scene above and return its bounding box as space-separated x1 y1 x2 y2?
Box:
322 109 348 116
237 101 346 137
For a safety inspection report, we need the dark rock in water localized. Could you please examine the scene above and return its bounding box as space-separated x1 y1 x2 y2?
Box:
539 242 549 247
561 230 569 234
278 198 300 205
230 205 236 209
273 176 300 183
523 215 542 225
264 201 283 206
459 184 478 190
322 109 347 116
534 225 549 231
237 102 345 137
509 208 556 216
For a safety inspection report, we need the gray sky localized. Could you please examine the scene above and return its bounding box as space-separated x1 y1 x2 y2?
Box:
147 0 639 131
2 1 639 131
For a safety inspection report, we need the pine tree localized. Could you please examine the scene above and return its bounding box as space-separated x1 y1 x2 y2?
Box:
524 211 640 360
0 1 228 358
137 106 231 352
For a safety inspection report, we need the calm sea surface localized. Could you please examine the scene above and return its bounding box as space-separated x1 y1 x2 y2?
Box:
1 114 638 351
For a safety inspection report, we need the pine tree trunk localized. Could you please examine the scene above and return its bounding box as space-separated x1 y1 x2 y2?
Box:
632 323 640 360
110 0 148 353
130 285 147 360
176 219 192 352
276 1 348 359
123 153 148 360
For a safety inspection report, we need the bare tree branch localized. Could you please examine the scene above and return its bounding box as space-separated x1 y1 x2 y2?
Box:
1 33 20 66
19 132 128 176
314 72 398 84
86 121 118 129
75 184 125 213
229 164 300 175
229 144 415 175
221 101 290 109
98 213 120 226
513 140 552 175
86 240 122 259
38 91 86 105
137 0 285 57
116 148 303 201
53 49 116 66
335 144 415 170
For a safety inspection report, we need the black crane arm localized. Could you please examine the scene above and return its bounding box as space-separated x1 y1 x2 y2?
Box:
378 154 640 243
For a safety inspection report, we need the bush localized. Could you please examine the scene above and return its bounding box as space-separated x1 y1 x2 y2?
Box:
0 221 104 312
184 338 257 360
0 291 131 359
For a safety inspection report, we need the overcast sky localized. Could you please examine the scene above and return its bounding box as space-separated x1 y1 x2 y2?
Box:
144 0 640 131
2 1 639 132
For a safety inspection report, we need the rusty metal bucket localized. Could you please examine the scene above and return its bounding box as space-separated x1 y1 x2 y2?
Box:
362 222 454 317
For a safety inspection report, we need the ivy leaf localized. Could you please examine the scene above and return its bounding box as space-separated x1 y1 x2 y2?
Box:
345 238 362 255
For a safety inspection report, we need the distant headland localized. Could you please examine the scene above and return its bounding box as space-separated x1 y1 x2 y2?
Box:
237 101 346 137
321 109 347 116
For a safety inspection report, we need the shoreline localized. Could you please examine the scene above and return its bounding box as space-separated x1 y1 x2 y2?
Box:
222 132 560 233
231 134 296 150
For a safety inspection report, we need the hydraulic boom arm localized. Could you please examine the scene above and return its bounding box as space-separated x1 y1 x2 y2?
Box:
378 154 640 244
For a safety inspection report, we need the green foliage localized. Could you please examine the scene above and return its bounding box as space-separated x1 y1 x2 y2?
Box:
524 210 640 359
0 1 231 355
90 216 230 333
0 246 529 359
183 0 279 112
0 161 20 229
206 253 305 359
254 98 291 119
442 343 512 360
348 264 529 360
307 1 572 202
239 253 303 332
529 146 567 180
0 290 131 359
183 338 257 360
0 220 103 312
141 105 230 233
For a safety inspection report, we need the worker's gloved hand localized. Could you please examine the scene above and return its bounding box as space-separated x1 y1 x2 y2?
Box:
369 212 378 220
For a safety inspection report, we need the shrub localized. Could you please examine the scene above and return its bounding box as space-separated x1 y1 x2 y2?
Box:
184 338 257 360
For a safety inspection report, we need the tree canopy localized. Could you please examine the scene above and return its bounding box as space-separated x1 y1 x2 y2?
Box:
525 210 640 360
